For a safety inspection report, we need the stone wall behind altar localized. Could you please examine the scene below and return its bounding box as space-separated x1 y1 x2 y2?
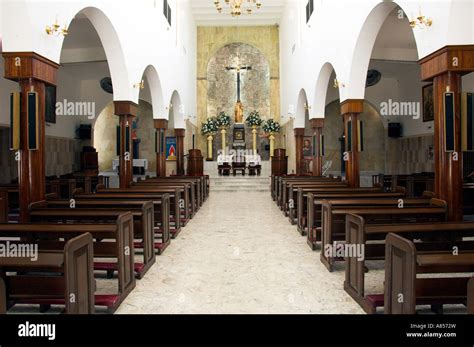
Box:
196 26 281 158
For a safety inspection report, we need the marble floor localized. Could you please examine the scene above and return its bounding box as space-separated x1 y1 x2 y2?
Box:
117 188 367 314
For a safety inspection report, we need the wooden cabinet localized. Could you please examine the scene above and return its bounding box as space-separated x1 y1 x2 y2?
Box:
187 149 204 176
271 149 288 176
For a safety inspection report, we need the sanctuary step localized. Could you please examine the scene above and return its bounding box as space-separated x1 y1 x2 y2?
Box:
210 177 270 192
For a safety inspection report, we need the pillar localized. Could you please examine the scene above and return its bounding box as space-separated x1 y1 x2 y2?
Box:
310 119 324 177
294 128 305 175
341 99 363 188
419 46 474 221
3 52 59 222
114 101 137 188
155 119 168 177
175 128 185 176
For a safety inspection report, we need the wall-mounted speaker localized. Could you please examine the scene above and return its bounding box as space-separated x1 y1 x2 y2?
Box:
347 120 352 152
462 92 474 152
116 126 121 156
388 122 402 138
444 92 456 152
10 92 20 150
27 92 39 150
357 120 364 152
313 134 325 157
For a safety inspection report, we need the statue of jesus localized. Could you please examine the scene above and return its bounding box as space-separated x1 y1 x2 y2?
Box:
234 101 244 124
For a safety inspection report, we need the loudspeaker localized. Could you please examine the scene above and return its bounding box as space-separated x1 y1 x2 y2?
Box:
10 92 20 150
27 92 39 150
388 123 402 138
313 134 325 157
155 129 165 154
116 126 121 156
444 92 455 152
357 120 364 152
347 120 352 152
462 92 474 152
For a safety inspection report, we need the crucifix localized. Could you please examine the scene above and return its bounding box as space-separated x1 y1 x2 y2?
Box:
226 63 252 123
226 64 252 102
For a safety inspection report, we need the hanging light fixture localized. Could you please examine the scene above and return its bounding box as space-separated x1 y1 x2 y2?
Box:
46 17 68 36
409 7 432 29
214 0 262 17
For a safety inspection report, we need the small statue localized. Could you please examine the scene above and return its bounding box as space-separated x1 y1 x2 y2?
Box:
234 101 244 124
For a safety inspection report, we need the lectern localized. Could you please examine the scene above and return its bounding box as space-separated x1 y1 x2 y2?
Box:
271 148 288 176
187 149 204 176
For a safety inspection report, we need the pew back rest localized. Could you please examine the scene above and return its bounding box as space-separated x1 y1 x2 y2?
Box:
384 233 417 314
64 232 95 314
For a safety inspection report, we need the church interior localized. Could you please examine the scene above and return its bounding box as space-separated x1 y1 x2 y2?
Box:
1 0 474 321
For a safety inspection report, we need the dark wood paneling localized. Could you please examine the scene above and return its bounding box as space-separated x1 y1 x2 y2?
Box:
3 52 59 85
419 45 474 81
294 128 305 175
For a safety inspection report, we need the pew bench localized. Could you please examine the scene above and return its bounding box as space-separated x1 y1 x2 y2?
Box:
0 214 135 313
344 217 474 313
320 200 448 271
0 233 95 314
28 204 154 279
385 233 474 314
46 196 170 255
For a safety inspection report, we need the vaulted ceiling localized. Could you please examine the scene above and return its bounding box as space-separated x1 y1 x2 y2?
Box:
191 0 286 26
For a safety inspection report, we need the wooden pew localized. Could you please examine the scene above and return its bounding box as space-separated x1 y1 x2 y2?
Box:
320 199 447 271
139 175 208 204
468 278 474 314
301 188 407 237
385 233 474 314
344 217 474 313
0 188 8 223
0 214 135 313
272 176 337 205
0 278 5 314
139 175 206 207
286 182 350 220
133 180 197 217
77 190 180 240
29 202 153 279
306 191 410 249
46 196 170 254
33 199 159 271
97 186 189 228
0 233 95 314
276 176 342 208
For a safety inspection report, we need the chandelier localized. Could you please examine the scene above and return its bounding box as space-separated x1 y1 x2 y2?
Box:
214 0 262 17
409 9 432 29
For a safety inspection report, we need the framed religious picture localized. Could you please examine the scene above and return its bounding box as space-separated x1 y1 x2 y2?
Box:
166 136 177 161
422 83 434 122
302 136 313 174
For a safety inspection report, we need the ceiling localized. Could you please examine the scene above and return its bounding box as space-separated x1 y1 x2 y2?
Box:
191 0 286 26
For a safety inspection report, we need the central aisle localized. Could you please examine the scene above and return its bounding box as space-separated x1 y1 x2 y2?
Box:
117 187 365 314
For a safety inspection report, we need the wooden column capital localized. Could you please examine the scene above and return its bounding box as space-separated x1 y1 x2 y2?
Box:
294 128 305 137
114 101 137 117
175 128 186 137
3 52 59 85
341 99 364 116
154 119 168 130
310 118 324 129
419 45 474 81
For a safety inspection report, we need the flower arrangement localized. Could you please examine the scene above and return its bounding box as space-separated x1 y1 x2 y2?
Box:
201 117 218 135
245 110 263 127
216 112 231 128
262 119 281 134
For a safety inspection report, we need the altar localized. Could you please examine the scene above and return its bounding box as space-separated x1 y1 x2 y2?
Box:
112 159 149 175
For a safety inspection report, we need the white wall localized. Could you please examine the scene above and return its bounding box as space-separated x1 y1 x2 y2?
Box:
279 0 474 134
0 0 197 127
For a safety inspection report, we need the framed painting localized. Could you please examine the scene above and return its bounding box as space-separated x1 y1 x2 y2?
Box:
422 83 434 122
166 136 177 161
